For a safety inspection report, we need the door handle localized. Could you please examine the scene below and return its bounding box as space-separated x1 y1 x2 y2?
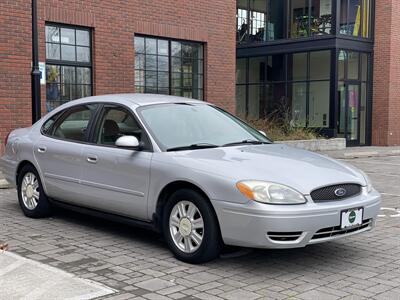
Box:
86 155 98 164
37 147 47 153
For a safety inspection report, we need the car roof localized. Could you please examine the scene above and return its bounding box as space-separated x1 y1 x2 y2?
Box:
65 93 205 107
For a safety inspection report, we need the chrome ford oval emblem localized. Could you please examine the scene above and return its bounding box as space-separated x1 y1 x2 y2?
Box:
334 188 347 197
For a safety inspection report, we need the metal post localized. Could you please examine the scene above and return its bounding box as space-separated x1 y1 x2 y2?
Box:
31 0 41 123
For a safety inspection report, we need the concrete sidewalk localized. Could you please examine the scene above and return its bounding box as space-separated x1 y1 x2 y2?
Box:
320 146 400 159
0 251 115 299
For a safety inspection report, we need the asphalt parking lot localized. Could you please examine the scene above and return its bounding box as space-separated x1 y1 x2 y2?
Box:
1 155 400 300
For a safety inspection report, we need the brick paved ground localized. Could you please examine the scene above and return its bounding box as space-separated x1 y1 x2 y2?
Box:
1 156 399 300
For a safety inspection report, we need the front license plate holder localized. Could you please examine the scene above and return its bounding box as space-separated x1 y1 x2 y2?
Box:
341 208 363 229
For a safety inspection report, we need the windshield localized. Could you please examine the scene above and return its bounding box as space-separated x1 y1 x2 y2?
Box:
138 103 272 151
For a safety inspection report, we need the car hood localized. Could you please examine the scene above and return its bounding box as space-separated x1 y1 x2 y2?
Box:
167 144 366 194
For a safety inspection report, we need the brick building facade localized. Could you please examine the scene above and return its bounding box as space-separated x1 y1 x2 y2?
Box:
372 0 400 146
1 0 400 151
0 0 236 153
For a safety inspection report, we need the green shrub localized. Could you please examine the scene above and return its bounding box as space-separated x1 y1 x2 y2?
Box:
243 97 321 141
247 118 320 141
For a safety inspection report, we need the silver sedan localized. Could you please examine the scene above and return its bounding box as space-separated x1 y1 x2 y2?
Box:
0 94 381 263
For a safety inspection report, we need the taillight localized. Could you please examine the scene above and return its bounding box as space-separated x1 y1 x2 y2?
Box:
4 132 10 146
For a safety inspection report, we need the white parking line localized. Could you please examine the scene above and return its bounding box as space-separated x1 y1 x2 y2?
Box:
378 207 400 218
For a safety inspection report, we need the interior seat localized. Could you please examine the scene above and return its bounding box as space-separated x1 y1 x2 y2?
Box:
102 119 120 144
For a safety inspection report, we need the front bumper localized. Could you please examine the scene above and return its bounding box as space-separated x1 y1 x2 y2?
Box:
212 189 381 248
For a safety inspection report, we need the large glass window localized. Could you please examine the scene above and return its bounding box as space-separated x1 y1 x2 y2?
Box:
289 50 331 128
45 24 92 111
237 0 286 43
237 0 335 43
134 36 203 100
249 0 267 42
290 0 332 38
237 0 249 43
339 0 371 38
269 0 285 40
337 50 370 144
289 82 307 126
236 50 332 128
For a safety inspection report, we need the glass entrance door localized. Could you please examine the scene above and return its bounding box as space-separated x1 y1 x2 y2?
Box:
338 83 361 145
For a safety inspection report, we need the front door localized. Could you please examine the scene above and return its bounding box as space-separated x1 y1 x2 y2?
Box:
79 104 152 220
338 83 361 146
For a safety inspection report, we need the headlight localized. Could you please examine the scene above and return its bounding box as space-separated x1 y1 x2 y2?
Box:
236 181 306 205
359 170 373 193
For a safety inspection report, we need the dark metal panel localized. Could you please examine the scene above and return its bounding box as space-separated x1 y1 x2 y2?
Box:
331 48 339 137
237 37 373 58
335 38 374 52
237 36 337 57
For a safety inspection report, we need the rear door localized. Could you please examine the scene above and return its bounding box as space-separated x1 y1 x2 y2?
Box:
34 104 98 204
79 104 152 220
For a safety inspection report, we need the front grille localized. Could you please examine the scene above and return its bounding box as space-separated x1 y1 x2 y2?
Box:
310 184 361 202
311 219 372 240
267 231 302 242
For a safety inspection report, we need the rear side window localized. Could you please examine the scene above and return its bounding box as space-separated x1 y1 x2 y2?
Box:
41 112 62 135
50 104 97 142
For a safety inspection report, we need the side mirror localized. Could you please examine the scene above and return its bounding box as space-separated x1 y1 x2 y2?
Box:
258 130 267 137
115 136 140 149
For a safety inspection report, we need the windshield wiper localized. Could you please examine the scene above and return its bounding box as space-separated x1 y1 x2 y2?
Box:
166 143 219 152
223 139 270 147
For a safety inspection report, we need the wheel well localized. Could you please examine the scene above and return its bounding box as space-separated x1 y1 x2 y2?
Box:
155 181 220 234
16 160 35 182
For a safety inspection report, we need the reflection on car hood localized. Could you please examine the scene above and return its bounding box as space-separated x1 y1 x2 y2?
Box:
168 144 366 194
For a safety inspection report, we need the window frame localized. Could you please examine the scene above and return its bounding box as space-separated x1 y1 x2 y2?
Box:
45 23 93 109
134 35 204 101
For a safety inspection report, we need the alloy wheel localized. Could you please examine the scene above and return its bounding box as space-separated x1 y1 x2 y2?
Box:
21 172 40 210
169 200 204 253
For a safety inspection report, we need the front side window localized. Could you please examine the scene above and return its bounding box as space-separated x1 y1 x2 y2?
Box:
51 105 97 142
95 106 149 149
134 36 203 100
138 103 271 151
45 24 92 111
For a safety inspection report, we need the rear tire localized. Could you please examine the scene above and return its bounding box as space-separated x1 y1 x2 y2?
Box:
162 189 222 263
17 164 52 218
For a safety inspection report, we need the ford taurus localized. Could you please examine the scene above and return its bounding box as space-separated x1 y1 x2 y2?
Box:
0 94 381 263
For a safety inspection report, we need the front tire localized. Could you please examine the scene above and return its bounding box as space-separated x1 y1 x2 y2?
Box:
17 164 52 218
162 189 222 263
